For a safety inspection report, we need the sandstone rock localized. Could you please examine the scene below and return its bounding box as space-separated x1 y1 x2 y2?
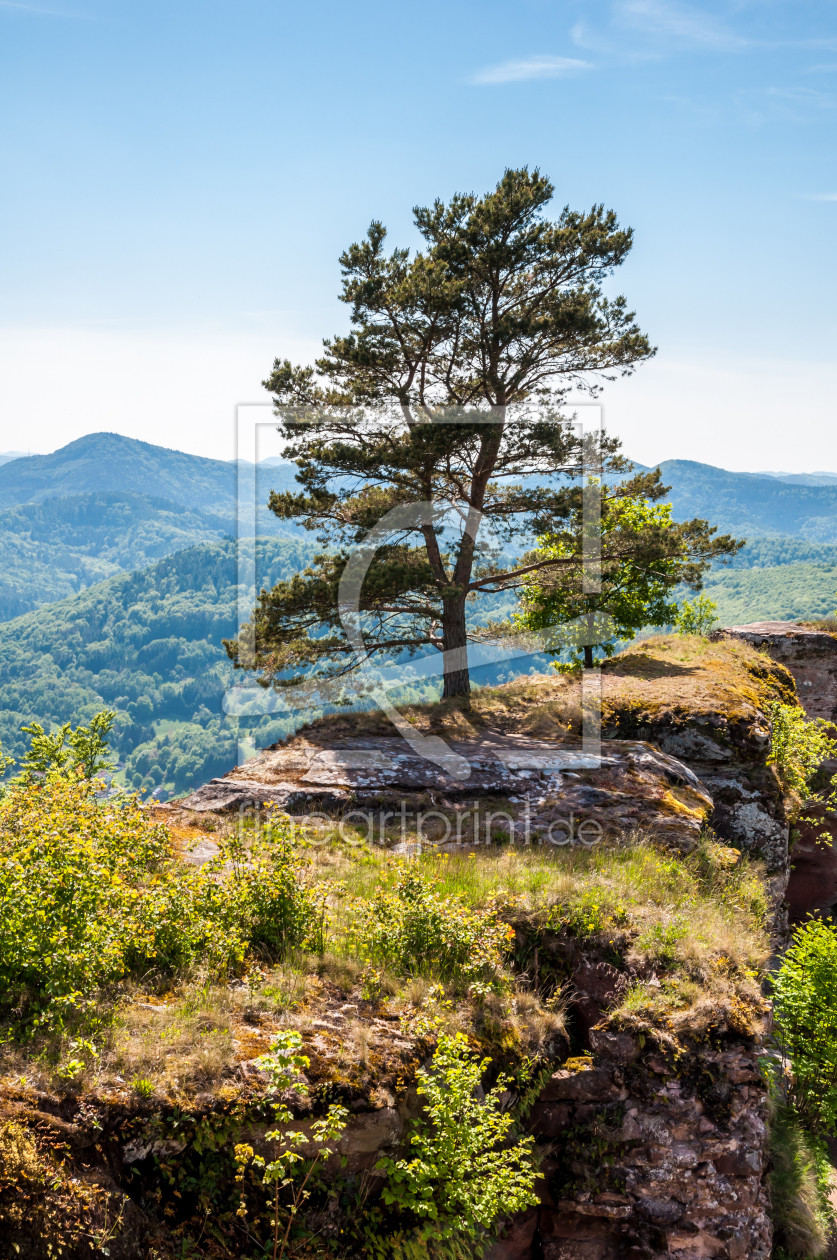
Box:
720 622 837 724
713 1149 763 1177
637 1196 684 1225
179 732 713 852
485 1208 539 1260
179 777 349 813
528 1100 572 1138
539 1066 624 1103
589 1027 640 1064
336 1106 403 1157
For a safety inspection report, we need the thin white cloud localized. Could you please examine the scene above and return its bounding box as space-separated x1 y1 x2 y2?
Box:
470 55 592 86
801 193 837 201
0 0 90 15
615 0 748 51
766 85 836 108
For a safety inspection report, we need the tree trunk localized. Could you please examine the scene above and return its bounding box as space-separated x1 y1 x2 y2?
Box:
583 644 594 670
442 595 470 699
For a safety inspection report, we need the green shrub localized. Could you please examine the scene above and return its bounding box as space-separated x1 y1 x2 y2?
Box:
767 702 837 799
773 919 837 1132
353 865 512 983
547 888 630 937
635 918 688 966
376 1032 539 1241
675 595 718 636
235 1029 348 1260
0 775 322 1034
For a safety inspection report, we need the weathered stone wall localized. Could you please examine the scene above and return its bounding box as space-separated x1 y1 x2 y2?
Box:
492 1030 771 1260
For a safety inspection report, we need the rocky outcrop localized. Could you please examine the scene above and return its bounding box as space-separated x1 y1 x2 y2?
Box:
5 1009 770 1260
181 732 714 853
181 636 797 878
719 622 837 724
602 700 790 874
515 1031 771 1260
717 623 837 922
167 637 794 1258
784 805 837 923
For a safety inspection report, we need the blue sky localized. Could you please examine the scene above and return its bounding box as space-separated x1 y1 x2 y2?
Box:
1 0 835 469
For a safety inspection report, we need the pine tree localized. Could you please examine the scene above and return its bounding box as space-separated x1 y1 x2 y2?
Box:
227 168 661 699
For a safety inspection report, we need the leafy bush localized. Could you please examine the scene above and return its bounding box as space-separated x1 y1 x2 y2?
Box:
773 919 837 1132
0 771 322 1034
676 594 719 636
767 701 837 799
353 865 512 983
376 1032 539 1241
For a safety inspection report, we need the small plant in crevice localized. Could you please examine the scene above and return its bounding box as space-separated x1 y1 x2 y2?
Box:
234 1029 348 1260
766 700 837 803
373 1032 539 1244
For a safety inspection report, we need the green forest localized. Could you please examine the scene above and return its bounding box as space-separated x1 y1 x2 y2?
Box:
1 525 835 798
0 537 320 797
0 491 232 620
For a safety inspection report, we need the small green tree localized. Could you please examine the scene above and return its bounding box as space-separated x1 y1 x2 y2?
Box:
234 1029 348 1260
514 493 738 668
676 594 719 637
376 1032 539 1240
17 711 116 782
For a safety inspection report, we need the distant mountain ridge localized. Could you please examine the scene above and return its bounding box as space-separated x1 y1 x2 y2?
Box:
3 433 837 630
0 431 302 518
0 433 307 621
653 459 837 543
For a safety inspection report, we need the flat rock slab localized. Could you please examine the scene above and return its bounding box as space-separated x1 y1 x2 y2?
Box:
179 733 713 849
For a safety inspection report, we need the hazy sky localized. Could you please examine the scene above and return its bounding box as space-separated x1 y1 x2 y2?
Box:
1 0 835 470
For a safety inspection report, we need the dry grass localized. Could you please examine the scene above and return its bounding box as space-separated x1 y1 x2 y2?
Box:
102 982 237 1098
303 835 770 1043
281 634 796 753
798 616 837 635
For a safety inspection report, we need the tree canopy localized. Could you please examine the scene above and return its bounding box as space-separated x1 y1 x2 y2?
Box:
514 489 740 668
229 168 667 699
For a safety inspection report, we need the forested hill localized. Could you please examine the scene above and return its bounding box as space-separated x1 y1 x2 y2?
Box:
0 431 301 517
0 433 306 621
0 492 232 620
0 536 318 797
656 460 837 543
